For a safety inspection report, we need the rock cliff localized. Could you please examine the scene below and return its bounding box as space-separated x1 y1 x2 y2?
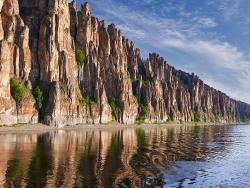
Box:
0 0 37 124
0 0 249 126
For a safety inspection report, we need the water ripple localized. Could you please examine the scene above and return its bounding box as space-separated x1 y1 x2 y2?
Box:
0 124 250 187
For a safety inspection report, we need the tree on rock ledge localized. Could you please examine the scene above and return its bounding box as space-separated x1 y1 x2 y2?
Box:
76 49 86 66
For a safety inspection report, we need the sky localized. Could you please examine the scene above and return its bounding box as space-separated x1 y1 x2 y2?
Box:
75 0 250 103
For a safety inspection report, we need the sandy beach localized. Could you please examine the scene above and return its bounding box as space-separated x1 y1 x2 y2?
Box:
0 122 246 133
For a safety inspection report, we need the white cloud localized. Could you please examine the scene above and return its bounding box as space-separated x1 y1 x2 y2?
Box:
116 24 146 39
193 17 217 28
88 0 250 103
238 18 250 35
208 0 240 20
160 38 250 101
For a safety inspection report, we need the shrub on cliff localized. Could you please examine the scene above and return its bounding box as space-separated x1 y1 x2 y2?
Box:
33 86 43 110
79 95 96 108
134 95 149 123
169 107 174 121
179 74 189 86
10 78 31 105
139 103 148 118
194 112 201 122
76 49 86 66
110 98 121 120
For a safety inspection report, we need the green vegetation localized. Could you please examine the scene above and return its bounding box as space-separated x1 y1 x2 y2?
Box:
186 121 199 125
135 103 149 124
134 95 149 124
132 79 139 96
138 64 147 82
193 112 201 122
0 123 29 128
10 78 31 105
109 98 121 120
132 78 150 86
168 111 174 122
132 79 140 86
179 73 190 86
132 79 151 124
75 49 86 66
78 95 96 120
33 86 43 110
241 120 250 123
135 117 146 125
103 120 115 125
79 95 96 108
139 103 148 118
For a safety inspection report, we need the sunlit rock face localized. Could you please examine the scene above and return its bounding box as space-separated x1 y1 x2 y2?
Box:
0 0 37 125
130 53 241 123
0 0 249 126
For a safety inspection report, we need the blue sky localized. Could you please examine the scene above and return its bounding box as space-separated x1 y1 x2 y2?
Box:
75 0 250 103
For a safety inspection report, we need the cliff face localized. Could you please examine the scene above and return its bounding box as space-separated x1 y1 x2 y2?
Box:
0 0 249 126
0 0 37 124
236 101 250 121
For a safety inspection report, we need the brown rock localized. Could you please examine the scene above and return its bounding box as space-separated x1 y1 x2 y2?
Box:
0 0 249 126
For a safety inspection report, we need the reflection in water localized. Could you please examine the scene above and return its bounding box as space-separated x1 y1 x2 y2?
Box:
0 125 249 187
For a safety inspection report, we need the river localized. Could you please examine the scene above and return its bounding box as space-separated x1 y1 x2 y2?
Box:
0 124 249 187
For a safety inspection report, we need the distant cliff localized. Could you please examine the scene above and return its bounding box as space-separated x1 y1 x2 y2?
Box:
0 0 249 126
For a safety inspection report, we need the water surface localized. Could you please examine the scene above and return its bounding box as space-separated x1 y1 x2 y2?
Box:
0 124 250 187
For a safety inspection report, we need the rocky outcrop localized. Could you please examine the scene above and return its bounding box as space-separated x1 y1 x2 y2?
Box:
129 53 239 123
0 0 37 125
236 101 250 121
0 0 249 126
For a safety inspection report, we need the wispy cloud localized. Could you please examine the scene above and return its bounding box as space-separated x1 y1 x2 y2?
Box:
192 17 217 28
86 0 250 103
208 0 240 21
238 18 250 35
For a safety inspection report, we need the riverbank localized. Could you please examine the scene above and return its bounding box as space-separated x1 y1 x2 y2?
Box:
0 122 248 133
